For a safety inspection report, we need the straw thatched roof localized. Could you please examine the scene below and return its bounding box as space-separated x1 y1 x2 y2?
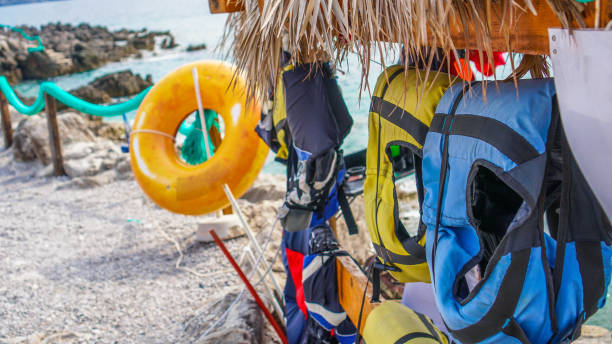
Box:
222 0 588 100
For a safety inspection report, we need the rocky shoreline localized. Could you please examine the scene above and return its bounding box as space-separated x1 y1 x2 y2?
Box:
0 22 179 83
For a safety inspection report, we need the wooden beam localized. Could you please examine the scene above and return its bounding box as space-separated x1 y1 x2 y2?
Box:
0 92 13 149
337 255 382 334
450 0 608 54
209 0 243 14
208 0 609 55
208 0 264 13
44 94 65 176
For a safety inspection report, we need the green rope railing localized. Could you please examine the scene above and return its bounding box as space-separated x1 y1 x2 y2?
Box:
0 24 44 53
0 76 151 116
1 75 219 162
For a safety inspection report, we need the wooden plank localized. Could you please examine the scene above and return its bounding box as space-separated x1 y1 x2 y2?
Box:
329 216 338 236
44 94 65 176
208 0 609 55
450 0 608 54
0 92 13 149
337 255 382 334
208 0 264 13
209 0 243 14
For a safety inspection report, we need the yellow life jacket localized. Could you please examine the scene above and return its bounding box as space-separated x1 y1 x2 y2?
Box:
363 302 449 343
270 64 295 161
364 65 454 283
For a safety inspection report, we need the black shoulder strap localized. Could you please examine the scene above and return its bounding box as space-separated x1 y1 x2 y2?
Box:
369 67 430 144
373 66 405 266
431 83 470 284
554 118 611 320
337 186 358 235
430 114 540 165
370 96 429 145
369 67 406 304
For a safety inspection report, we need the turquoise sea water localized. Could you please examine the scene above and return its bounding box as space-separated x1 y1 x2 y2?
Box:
0 0 381 175
1 0 610 330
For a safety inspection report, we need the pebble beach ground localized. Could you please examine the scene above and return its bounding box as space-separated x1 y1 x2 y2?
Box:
0 144 286 343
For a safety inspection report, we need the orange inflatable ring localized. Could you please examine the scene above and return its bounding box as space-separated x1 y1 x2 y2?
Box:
130 61 269 215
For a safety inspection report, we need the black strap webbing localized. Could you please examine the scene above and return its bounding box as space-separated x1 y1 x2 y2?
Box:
431 85 468 284
576 241 606 317
553 116 570 306
371 265 381 303
430 114 540 165
393 332 438 344
337 186 358 236
501 317 530 344
370 96 429 146
373 66 405 265
370 259 400 303
449 248 531 343
553 120 606 319
416 312 444 343
373 243 424 266
397 220 427 261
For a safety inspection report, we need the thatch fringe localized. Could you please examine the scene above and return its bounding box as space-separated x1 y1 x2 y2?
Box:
504 54 551 81
222 0 584 101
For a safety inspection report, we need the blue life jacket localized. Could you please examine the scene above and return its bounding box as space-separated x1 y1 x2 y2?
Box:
422 79 612 343
281 160 356 344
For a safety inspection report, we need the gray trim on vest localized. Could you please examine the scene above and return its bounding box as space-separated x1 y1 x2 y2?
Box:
507 154 547 207
372 243 426 266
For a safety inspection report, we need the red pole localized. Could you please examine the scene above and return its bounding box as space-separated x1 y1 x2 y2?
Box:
210 229 288 344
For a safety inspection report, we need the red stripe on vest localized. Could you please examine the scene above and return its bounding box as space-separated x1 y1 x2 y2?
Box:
285 247 307 318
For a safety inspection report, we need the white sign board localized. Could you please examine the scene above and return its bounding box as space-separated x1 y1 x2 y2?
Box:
549 28 612 221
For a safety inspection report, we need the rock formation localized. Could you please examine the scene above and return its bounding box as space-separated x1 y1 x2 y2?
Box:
13 111 95 165
186 43 207 52
88 70 152 98
11 111 131 186
0 23 176 83
182 293 264 344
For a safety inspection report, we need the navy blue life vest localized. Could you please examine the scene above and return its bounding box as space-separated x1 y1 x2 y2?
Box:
422 79 612 343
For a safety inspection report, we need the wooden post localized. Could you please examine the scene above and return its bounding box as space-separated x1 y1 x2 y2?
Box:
329 216 338 237
0 92 13 149
44 94 65 176
337 255 382 334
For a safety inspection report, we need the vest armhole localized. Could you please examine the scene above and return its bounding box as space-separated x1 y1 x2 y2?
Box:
386 140 423 244
465 160 526 272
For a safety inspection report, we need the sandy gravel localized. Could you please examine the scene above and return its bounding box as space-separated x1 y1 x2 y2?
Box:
0 146 279 343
